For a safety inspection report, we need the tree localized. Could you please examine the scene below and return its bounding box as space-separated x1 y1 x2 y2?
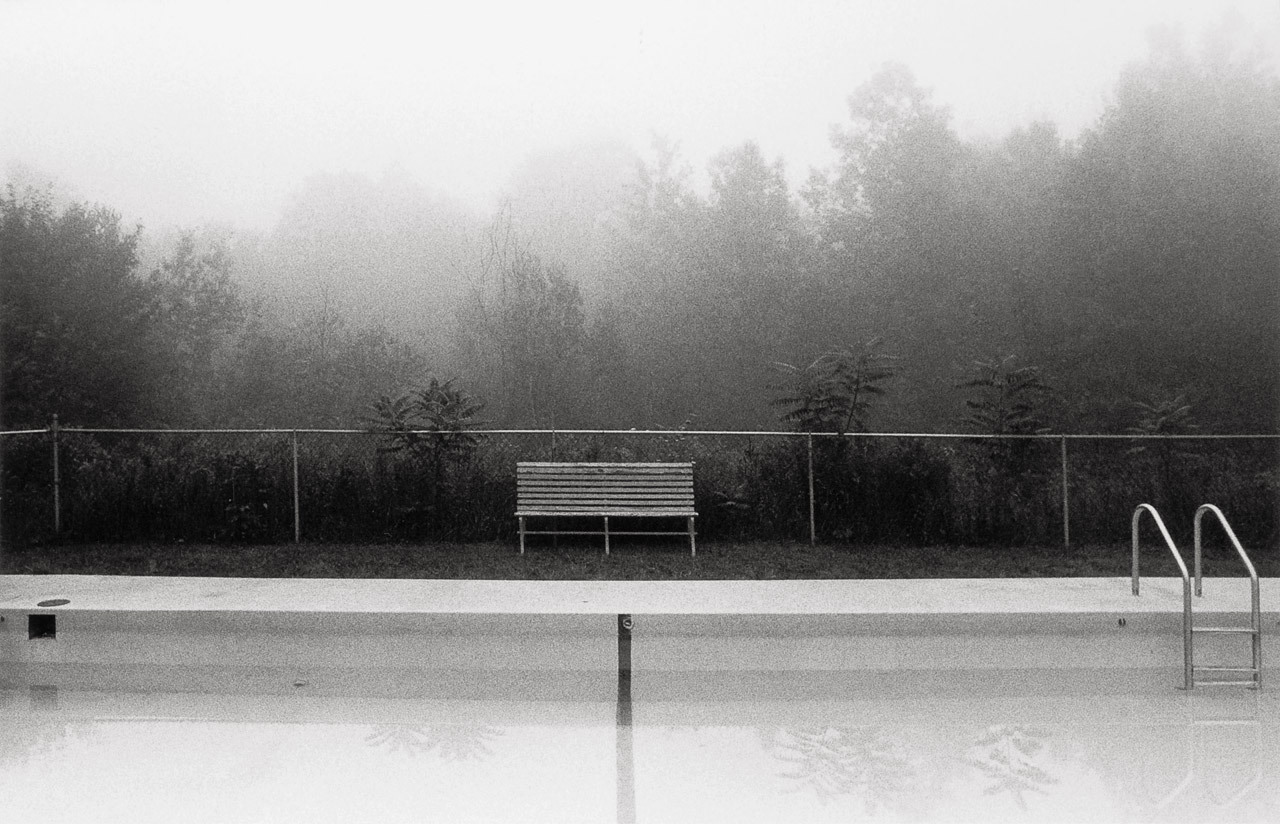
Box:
614 136 703 296
606 137 712 426
456 206 586 427
1 187 160 426
501 140 638 295
147 229 245 422
606 139 815 427
959 356 1054 485
368 376 485 532
369 376 485 472
217 290 425 427
808 64 962 269
950 122 1073 360
805 65 971 428
771 339 898 434
702 142 810 418
256 170 480 346
960 356 1052 437
1125 392 1202 511
1054 28 1280 430
770 356 836 433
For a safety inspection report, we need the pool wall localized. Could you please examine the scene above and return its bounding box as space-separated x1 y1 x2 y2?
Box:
3 576 1277 698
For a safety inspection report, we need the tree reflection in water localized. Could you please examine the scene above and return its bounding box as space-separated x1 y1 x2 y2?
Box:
966 724 1058 811
363 724 504 761
0 719 84 767
0 689 95 769
765 725 919 812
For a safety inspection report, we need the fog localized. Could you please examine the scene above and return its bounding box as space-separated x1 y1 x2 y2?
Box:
5 1 1276 230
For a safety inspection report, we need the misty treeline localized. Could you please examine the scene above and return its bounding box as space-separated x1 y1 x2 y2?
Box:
3 35 1278 435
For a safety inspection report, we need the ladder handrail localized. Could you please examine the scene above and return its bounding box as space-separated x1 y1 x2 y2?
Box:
1193 504 1262 690
1132 504 1192 594
1132 504 1194 689
1193 504 1260 598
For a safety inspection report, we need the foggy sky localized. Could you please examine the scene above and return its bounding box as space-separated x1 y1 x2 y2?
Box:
3 0 1278 233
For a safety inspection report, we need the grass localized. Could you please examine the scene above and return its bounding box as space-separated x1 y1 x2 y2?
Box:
5 538 1272 579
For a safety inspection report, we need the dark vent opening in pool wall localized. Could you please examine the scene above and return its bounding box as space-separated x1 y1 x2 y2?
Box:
28 614 56 640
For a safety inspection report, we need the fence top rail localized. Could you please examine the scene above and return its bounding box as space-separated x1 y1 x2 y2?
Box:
12 427 1279 440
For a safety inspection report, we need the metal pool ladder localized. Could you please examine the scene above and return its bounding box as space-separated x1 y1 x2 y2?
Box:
1132 504 1262 690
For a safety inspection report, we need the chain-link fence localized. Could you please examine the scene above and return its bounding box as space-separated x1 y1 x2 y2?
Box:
2 426 1277 548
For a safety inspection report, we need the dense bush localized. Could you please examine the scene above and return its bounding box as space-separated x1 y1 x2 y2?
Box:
1 431 1275 550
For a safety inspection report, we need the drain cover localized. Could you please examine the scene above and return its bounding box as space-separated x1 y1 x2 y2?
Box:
36 599 70 607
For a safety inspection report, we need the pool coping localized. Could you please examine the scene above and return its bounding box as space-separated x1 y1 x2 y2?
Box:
1 574 1276 616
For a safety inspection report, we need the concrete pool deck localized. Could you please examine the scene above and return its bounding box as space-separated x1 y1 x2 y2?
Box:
2 574 1277 617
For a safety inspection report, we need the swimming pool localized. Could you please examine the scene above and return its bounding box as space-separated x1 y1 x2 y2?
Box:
2 576 1277 822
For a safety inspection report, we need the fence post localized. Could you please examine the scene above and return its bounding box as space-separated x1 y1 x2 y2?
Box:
807 433 816 546
51 414 61 534
1061 435 1070 548
291 430 301 544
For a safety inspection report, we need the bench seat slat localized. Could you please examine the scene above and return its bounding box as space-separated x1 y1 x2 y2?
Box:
519 472 691 479
517 496 696 501
520 470 690 475
519 504 694 510
519 487 694 493
520 487 692 495
519 488 694 494
519 467 692 474
518 504 696 511
519 476 692 482
518 512 695 518
518 486 695 493
520 504 694 510
519 462 691 469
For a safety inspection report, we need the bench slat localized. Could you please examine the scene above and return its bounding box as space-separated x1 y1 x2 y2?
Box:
520 503 694 509
519 491 694 499
519 462 691 468
519 493 694 500
517 483 696 488
519 470 691 476
517 509 696 516
519 472 690 480
518 476 692 482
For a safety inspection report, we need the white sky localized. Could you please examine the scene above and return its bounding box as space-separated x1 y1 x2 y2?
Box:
3 0 1278 231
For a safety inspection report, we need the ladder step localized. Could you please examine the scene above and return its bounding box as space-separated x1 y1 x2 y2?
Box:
1193 627 1258 634
1194 666 1260 673
1194 680 1260 687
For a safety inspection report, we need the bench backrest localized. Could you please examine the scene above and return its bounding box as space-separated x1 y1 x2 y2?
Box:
516 462 695 515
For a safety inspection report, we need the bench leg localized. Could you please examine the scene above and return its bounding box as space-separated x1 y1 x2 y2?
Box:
689 516 696 557
604 516 610 556
519 516 526 555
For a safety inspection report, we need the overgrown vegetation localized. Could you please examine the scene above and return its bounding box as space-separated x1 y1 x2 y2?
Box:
2 428 1273 551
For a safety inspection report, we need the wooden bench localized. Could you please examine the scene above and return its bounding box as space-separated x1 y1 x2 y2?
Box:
516 462 697 556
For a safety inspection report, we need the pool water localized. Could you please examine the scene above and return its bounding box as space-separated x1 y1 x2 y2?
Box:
2 663 1276 823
